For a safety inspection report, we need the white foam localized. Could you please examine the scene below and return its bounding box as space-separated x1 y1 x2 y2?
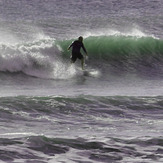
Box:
83 27 155 39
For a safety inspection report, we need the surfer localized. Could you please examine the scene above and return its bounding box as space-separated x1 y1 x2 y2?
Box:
68 36 88 70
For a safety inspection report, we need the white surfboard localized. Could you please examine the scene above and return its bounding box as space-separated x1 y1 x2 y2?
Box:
82 68 100 77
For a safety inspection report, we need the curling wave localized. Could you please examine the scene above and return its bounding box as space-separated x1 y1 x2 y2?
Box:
0 34 163 79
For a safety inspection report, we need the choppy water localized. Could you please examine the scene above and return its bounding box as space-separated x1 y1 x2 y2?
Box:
0 96 163 163
0 0 163 162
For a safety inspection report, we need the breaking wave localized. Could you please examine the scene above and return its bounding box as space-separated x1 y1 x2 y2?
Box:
0 33 163 79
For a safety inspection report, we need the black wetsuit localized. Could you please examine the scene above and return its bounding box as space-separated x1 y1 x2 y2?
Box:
69 40 87 62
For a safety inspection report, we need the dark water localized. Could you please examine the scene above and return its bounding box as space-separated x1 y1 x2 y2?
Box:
0 0 163 162
0 96 163 163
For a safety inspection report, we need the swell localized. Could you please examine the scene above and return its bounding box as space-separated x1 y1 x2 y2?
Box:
0 95 162 119
1 95 163 162
0 135 162 162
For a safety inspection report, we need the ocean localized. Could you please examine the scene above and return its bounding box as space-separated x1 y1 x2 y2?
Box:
0 0 163 163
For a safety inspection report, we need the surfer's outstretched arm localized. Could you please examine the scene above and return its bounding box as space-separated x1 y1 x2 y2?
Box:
81 44 88 56
67 44 72 50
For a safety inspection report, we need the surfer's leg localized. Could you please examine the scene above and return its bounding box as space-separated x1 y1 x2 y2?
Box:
71 54 77 63
81 58 84 70
77 53 84 70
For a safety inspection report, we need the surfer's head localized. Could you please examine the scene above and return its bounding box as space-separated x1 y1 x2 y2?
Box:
78 36 83 42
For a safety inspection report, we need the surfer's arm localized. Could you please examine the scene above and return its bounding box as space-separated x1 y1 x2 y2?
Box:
82 44 88 55
67 44 72 50
67 41 74 50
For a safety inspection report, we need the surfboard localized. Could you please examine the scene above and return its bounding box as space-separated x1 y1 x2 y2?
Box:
82 68 100 77
75 66 100 77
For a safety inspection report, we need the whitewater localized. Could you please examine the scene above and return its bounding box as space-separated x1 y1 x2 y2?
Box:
0 0 163 163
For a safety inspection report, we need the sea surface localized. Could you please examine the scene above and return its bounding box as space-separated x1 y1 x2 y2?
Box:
0 0 163 163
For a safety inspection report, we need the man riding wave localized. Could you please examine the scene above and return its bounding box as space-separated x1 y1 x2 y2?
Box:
68 36 88 70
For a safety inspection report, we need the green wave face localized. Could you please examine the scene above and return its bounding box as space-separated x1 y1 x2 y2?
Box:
58 35 163 62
